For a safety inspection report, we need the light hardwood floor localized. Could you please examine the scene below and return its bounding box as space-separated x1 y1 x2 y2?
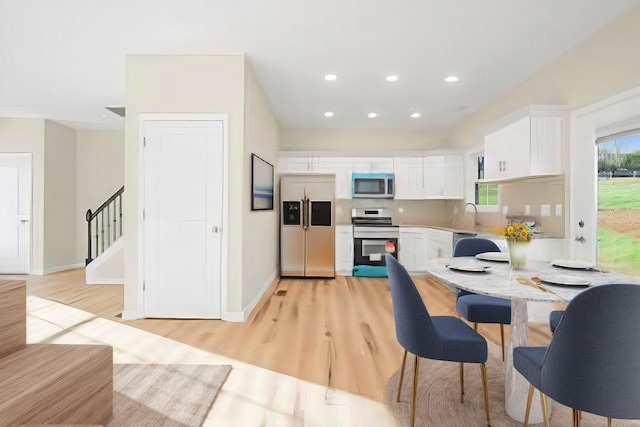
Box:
6 268 554 403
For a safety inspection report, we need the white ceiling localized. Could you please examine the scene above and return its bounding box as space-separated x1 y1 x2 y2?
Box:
1 0 640 131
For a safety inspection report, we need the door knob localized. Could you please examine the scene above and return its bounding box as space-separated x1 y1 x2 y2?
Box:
212 226 222 233
20 219 29 223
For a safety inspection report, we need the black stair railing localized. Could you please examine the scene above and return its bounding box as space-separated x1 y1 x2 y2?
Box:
86 186 124 265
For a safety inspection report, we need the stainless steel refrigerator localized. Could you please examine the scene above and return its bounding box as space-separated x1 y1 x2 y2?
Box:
280 174 335 277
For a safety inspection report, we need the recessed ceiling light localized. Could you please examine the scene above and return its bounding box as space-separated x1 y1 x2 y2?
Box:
324 111 334 118
410 112 421 119
368 112 377 118
101 114 107 119
324 74 337 81
385 75 398 82
444 75 460 83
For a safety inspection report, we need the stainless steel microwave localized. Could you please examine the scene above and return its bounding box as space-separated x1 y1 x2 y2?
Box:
352 173 395 198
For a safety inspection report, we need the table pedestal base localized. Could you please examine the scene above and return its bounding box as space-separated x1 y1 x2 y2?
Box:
505 300 552 423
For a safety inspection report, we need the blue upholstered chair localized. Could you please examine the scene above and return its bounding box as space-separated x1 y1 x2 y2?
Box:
386 254 491 427
453 237 511 361
514 283 640 427
549 309 564 334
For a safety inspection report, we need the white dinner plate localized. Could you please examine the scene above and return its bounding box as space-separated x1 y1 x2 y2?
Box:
475 252 509 262
538 274 591 287
551 259 597 270
447 261 491 273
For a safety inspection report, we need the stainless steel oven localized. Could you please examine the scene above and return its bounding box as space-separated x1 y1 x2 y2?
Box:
351 208 398 277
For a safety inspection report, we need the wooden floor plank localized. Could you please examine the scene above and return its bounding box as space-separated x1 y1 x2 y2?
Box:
4 268 553 402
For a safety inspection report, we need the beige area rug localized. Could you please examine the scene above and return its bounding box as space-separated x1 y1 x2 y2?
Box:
385 344 640 427
106 364 231 427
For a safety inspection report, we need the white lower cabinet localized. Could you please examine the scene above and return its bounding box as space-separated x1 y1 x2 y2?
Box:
335 225 354 275
399 228 428 273
425 228 453 261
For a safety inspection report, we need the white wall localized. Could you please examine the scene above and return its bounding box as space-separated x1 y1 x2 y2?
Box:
43 121 77 272
124 54 246 318
76 130 124 263
281 128 450 152
242 61 280 307
451 7 640 149
0 118 45 273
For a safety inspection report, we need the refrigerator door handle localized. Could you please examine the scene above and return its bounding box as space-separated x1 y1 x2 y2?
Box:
302 198 308 230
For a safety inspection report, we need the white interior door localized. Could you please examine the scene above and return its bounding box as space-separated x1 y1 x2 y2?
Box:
143 121 223 318
0 153 31 274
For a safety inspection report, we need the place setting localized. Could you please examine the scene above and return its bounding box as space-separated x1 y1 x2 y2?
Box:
446 259 493 273
536 258 604 289
475 251 510 262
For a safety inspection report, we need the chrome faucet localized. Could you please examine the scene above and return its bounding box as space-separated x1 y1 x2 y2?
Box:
465 202 478 226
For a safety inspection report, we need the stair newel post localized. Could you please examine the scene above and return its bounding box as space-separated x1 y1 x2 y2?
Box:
113 199 117 242
100 210 105 254
95 216 99 257
119 193 122 237
85 209 93 265
106 203 111 247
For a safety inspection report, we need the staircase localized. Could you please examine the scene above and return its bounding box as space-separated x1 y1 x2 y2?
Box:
85 186 124 284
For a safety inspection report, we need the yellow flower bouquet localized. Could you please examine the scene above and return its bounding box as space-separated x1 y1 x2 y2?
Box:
501 222 532 269
501 222 533 243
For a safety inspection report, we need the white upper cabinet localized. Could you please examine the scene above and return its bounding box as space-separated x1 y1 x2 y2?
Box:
442 155 464 197
278 153 464 199
394 157 424 199
484 117 531 180
394 155 463 200
483 106 564 181
316 157 353 199
530 116 562 175
277 154 317 172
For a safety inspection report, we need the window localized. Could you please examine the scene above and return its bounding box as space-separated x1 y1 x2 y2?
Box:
476 183 498 205
475 154 498 206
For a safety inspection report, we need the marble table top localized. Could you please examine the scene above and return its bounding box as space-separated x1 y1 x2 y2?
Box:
426 257 640 303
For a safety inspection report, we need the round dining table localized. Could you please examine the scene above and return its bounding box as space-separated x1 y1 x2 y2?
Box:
425 257 640 423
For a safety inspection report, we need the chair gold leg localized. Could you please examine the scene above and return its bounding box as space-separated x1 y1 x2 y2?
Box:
480 363 491 426
540 391 550 427
573 409 582 427
459 362 464 403
524 384 534 427
499 324 505 362
396 349 407 402
474 322 478 331
608 417 612 427
411 355 420 427
572 409 577 427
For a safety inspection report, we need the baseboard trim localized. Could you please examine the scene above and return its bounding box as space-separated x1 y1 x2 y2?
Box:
121 310 141 320
42 263 85 275
221 270 278 322
221 311 245 322
244 270 278 320
86 278 124 285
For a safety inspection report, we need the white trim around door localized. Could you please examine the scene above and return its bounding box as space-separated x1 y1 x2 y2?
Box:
138 113 231 320
570 85 640 262
0 153 32 274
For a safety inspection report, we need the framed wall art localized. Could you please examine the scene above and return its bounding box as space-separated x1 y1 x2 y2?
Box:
251 153 274 211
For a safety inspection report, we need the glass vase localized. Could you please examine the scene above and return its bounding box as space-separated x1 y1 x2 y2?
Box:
507 239 529 270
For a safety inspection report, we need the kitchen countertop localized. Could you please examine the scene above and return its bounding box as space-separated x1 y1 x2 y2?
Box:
398 225 561 240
